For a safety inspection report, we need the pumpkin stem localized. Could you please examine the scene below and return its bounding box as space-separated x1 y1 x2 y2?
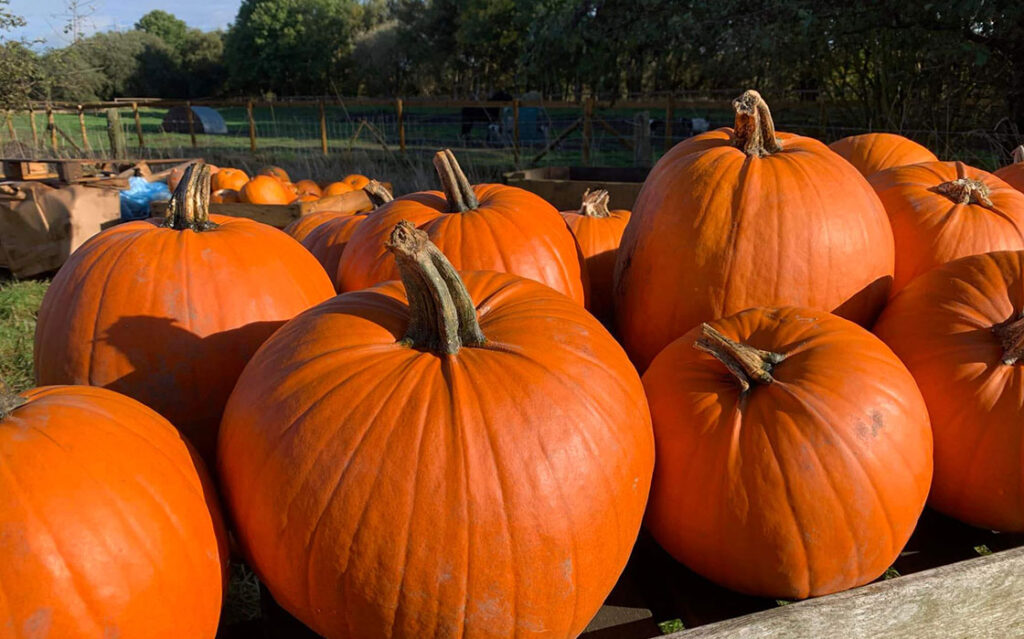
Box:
693 323 784 392
433 149 479 213
993 316 1024 365
0 377 26 419
1012 145 1024 165
933 178 994 207
386 220 486 354
164 162 217 231
732 90 783 158
363 180 394 208
578 189 612 218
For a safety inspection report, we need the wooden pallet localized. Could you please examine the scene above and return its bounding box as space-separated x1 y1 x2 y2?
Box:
0 157 198 184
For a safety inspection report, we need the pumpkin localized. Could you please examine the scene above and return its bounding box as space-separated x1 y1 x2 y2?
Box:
34 163 334 462
259 165 291 182
874 250 1024 531
828 133 938 177
284 209 348 242
340 149 586 302
560 189 630 323
295 179 323 197
342 173 370 189
300 213 369 291
322 181 355 197
211 188 239 203
212 167 249 192
0 381 227 638
643 306 932 599
614 90 895 371
292 193 319 203
167 166 187 192
218 222 653 638
994 145 1024 193
240 175 293 204
869 161 1024 294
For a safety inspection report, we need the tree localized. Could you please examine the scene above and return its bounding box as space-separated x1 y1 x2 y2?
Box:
0 0 44 109
135 10 189 51
58 0 97 43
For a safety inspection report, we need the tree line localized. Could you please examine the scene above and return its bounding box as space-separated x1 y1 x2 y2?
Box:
1 0 1023 138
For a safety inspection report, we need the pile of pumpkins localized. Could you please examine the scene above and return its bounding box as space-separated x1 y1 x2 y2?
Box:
168 163 373 205
4 89 1024 638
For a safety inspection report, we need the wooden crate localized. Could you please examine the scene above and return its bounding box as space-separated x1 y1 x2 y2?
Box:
503 166 650 211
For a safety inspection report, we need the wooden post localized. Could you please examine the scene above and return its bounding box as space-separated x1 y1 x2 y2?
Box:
5 111 15 142
186 101 197 148
634 110 652 168
395 98 405 153
46 106 58 153
105 108 126 159
512 99 520 167
664 96 674 152
28 107 38 148
319 100 328 155
247 101 256 152
77 105 91 151
132 102 144 148
582 97 594 166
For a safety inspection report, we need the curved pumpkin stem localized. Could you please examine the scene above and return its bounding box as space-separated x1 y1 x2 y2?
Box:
363 180 394 208
0 377 26 419
578 189 611 218
693 324 784 392
1012 145 1024 165
433 149 479 213
934 178 993 207
994 316 1024 365
732 90 783 158
386 220 486 354
164 162 217 231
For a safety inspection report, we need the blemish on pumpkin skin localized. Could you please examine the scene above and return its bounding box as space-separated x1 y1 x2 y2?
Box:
855 411 885 440
22 608 52 638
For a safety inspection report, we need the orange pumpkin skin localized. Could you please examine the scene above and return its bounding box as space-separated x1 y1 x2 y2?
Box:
292 193 318 203
34 213 334 462
211 167 249 192
284 210 348 242
560 191 630 323
615 92 894 371
218 259 654 638
295 179 323 197
322 181 355 197
302 213 367 291
643 306 932 599
829 133 938 177
342 173 370 189
211 188 239 203
995 159 1024 194
240 175 292 204
259 166 290 182
0 384 227 638
869 161 1024 294
167 166 186 192
874 250 1024 531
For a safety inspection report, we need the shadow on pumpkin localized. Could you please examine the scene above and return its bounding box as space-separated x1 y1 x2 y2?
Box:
832 274 894 328
98 314 285 464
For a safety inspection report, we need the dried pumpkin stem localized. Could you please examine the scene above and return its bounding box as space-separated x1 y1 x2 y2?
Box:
164 162 217 231
993 316 1024 365
386 220 486 354
0 377 26 419
693 324 784 392
363 180 394 208
578 188 612 218
1012 145 1024 165
933 178 993 207
433 149 479 213
732 90 783 157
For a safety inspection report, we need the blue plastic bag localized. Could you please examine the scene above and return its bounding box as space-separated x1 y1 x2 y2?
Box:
119 177 171 221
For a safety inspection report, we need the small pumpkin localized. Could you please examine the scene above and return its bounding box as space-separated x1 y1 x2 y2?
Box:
259 165 291 182
322 181 355 197
212 167 249 192
869 161 1024 294
560 189 630 323
340 149 586 302
218 222 653 638
34 163 334 462
0 381 227 638
829 133 938 177
211 188 239 203
292 193 319 203
342 173 370 189
643 306 932 599
994 145 1024 194
874 250 1024 531
240 175 293 204
295 179 323 198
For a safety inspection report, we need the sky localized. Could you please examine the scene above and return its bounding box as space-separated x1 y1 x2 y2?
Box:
8 0 240 49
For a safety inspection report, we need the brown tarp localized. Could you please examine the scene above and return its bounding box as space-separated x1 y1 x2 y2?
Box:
0 180 123 278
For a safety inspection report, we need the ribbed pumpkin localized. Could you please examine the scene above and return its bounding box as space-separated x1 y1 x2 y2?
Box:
343 173 370 189
240 175 292 204
874 250 1024 531
994 145 1024 193
323 181 355 196
295 179 323 198
212 167 249 192
829 133 938 177
643 306 932 599
219 222 653 639
615 91 894 371
259 166 290 182
869 161 1024 294
34 163 334 462
560 189 630 323
284 209 347 242
340 149 586 302
0 382 227 638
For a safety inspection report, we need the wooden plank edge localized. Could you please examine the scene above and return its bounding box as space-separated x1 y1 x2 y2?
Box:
664 546 1024 639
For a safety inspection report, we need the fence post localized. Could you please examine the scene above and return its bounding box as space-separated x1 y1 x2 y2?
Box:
106 109 126 159
186 101 197 148
5 111 16 142
46 105 58 154
319 99 328 155
132 102 145 149
634 110 651 168
247 100 257 152
28 107 38 148
664 96 674 152
582 97 593 166
395 98 405 153
512 99 520 167
77 105 91 152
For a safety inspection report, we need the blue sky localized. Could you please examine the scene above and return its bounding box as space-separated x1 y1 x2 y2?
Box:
8 0 239 49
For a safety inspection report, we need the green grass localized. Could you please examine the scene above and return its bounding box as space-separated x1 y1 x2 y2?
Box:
0 279 49 393
658 619 685 634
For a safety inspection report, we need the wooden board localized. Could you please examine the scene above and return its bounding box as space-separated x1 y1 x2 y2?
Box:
504 166 649 211
149 188 387 228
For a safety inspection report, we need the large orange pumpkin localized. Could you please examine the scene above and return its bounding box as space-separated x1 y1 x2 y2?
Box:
34 163 334 462
615 91 895 371
994 145 1024 193
0 382 227 638
829 133 938 177
218 222 654 639
874 250 1024 531
259 165 290 182
560 189 630 323
300 213 368 291
340 149 586 302
211 167 249 192
240 175 293 204
284 209 347 242
869 161 1024 294
643 306 932 599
